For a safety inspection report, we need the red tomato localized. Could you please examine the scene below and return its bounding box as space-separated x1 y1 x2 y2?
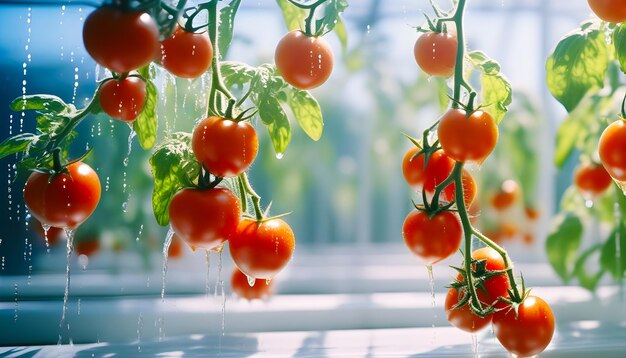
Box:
440 169 477 208
490 180 520 211
438 109 498 164
445 287 492 333
401 147 426 190
99 77 146 122
493 296 555 357
588 0 626 23
160 27 213 78
192 116 259 178
414 32 457 77
83 6 159 73
75 237 100 257
169 187 241 251
599 119 626 181
402 210 462 264
168 234 184 259
574 162 613 198
231 268 273 300
229 218 295 279
422 150 456 194
458 247 510 305
275 30 334 90
24 161 101 229
525 206 540 221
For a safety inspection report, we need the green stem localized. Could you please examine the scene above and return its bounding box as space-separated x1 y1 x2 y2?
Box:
52 148 63 172
239 172 263 221
238 175 248 212
286 0 326 35
430 163 458 208
206 0 235 117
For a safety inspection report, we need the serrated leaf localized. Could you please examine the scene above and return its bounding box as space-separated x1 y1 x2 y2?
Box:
221 61 256 88
614 23 626 74
481 73 512 124
467 51 501 75
276 0 306 31
9 94 68 114
149 133 200 226
316 0 349 36
546 213 583 282
0 133 38 160
134 80 158 149
600 223 626 280
573 244 604 291
255 92 291 154
546 21 608 112
286 88 323 141
218 0 241 58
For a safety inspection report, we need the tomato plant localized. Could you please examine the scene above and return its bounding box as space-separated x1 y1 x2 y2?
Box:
275 30 334 90
444 287 491 333
413 31 457 78
402 210 462 264
493 296 555 357
587 0 626 23
99 77 147 122
160 27 214 78
231 268 273 300
437 109 499 164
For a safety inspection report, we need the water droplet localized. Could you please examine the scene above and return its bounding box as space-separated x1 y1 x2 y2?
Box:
276 153 284 160
247 275 256 287
161 228 174 301
78 254 89 271
265 278 271 286
58 228 75 344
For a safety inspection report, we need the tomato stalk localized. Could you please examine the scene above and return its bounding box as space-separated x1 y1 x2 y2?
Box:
238 173 264 221
286 0 327 36
206 0 235 117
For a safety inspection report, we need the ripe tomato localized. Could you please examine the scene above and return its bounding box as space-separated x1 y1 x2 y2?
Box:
160 27 213 78
574 162 613 198
275 30 334 90
422 150 456 194
192 116 259 178
402 147 426 191
31 217 65 246
490 180 520 211
493 296 555 357
414 32 457 77
169 187 241 251
99 77 146 122
75 237 100 257
525 206 540 221
445 287 492 333
440 169 477 208
599 119 626 181
24 161 101 229
231 268 273 300
437 109 498 164
402 210 462 264
168 234 184 259
588 0 626 23
229 218 295 279
459 247 510 305
83 7 159 73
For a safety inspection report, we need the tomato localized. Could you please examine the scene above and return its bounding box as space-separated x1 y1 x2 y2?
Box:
24 161 101 229
75 237 100 257
525 206 540 221
275 30 334 90
160 27 213 78
231 268 273 300
169 187 241 251
229 218 295 279
402 147 426 190
588 0 626 23
493 296 555 357
414 32 457 77
31 217 65 246
574 162 613 198
445 287 492 333
168 234 184 259
459 247 510 304
422 150 456 194
192 116 259 178
437 109 498 164
440 169 477 208
490 180 520 210
83 6 159 73
599 119 626 181
99 77 146 122
402 210 462 264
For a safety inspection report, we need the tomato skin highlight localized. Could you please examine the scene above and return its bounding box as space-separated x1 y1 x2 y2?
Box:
599 119 626 181
402 210 462 265
275 30 334 90
588 0 626 23
99 77 147 122
574 162 613 198
445 287 492 333
168 187 241 251
229 218 295 279
414 32 457 77
192 116 259 178
160 28 213 78
83 7 159 73
493 296 555 357
438 109 498 164
231 268 273 300
24 161 101 229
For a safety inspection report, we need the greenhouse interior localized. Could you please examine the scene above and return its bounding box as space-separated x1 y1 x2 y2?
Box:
1 0 626 356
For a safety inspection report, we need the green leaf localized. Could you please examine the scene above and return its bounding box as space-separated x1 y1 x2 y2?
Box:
286 88 323 141
434 77 450 111
613 23 626 74
9 94 69 114
467 51 512 124
333 17 348 55
0 133 38 160
573 244 604 291
546 21 608 112
600 223 626 280
134 80 158 150
149 133 200 226
316 0 349 36
221 61 256 88
255 92 291 155
218 0 241 58
546 213 583 282
275 0 306 31
554 115 585 168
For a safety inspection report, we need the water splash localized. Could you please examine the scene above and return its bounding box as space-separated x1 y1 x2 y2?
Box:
42 224 51 252
471 333 478 357
1 256 5 271
214 250 223 296
161 228 174 301
137 312 143 352
77 298 81 315
13 283 19 322
205 250 211 296
123 127 137 168
58 228 75 345
135 224 144 242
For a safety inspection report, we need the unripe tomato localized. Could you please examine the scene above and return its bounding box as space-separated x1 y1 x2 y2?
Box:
229 218 295 279
574 162 613 198
402 210 462 265
83 7 159 73
231 268 273 300
192 116 259 178
169 187 241 251
490 180 520 211
99 77 146 122
414 32 457 77
588 0 626 23
599 119 626 181
275 30 334 90
160 27 213 78
438 109 498 164
24 161 101 229
445 287 492 333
